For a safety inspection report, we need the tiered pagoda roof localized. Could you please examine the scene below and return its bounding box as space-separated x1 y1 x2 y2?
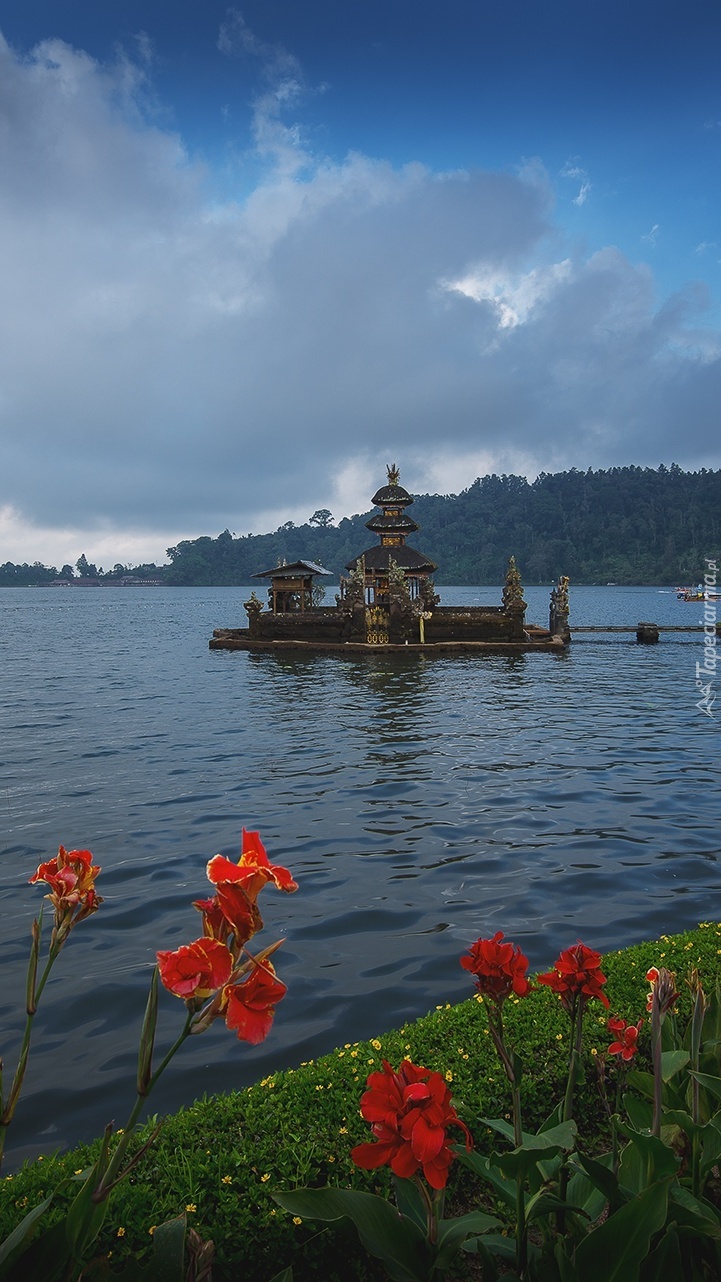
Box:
346 465 437 579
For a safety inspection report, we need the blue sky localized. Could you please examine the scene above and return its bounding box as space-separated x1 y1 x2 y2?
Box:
0 0 719 566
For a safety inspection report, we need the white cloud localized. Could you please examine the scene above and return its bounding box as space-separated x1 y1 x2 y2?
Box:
0 28 719 567
573 182 591 206
642 223 661 245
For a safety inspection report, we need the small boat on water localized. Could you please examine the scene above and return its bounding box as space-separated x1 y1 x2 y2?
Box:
676 587 720 601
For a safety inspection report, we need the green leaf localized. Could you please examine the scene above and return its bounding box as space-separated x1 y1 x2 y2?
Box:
689 1070 721 1102
139 1216 186 1282
660 1050 690 1082
616 1122 679 1193
455 1151 516 1212
567 1157 615 1224
267 1271 294 1282
492 1121 576 1183
274 1188 431 1282
1 1219 69 1282
623 1092 653 1131
668 1185 721 1237
572 1179 671 1282
435 1211 499 1271
627 1069 655 1101
639 1224 683 1282
392 1177 428 1233
64 1127 113 1258
0 1195 55 1276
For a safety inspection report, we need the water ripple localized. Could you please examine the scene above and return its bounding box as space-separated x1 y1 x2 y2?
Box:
1 584 719 1164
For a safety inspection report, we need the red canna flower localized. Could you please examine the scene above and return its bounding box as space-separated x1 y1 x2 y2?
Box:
193 883 262 949
537 942 609 1014
157 937 233 1000
193 896 233 944
223 960 287 1044
351 1059 472 1191
460 932 531 1003
206 829 298 904
607 1016 643 1061
30 846 103 932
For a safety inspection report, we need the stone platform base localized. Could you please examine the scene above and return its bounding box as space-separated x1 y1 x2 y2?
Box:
209 627 566 655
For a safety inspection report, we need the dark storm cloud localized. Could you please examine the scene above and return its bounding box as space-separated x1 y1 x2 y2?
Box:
0 30 718 562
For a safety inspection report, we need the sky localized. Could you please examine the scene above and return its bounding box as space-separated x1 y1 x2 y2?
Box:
1 0 720 568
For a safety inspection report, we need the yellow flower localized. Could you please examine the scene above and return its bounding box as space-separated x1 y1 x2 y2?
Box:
371 1039 382 1050
339 1126 348 1134
149 1226 156 1235
185 1204 196 1213
293 1217 303 1226
221 1175 232 1185
328 1155 336 1163
445 1071 453 1082
591 1047 598 1056
74 1169 83 1175
350 1050 358 1058
117 1227 126 1238
260 1174 271 1183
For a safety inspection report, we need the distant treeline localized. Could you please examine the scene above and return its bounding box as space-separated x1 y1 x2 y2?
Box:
3 465 720 587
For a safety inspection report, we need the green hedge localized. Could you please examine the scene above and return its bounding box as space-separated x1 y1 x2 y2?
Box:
1 925 720 1280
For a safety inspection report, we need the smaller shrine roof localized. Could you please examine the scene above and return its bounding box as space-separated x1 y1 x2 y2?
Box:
365 513 419 533
371 484 414 507
252 560 332 579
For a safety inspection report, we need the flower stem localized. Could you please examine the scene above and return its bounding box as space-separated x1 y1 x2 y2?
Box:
651 999 662 1139
95 1004 194 1198
0 915 62 1170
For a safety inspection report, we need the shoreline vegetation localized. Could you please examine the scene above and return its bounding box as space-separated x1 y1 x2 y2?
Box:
2 923 719 1281
2 464 720 589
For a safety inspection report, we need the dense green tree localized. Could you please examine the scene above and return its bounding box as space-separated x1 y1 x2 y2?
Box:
1 466 719 587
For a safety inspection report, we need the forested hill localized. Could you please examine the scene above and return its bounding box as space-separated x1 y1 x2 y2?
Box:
2 465 720 587
164 464 721 585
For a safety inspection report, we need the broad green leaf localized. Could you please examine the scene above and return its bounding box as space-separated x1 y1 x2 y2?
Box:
668 1185 721 1238
689 1070 721 1102
138 1216 186 1282
701 1116 721 1177
572 1152 620 1207
572 1179 671 1282
525 1190 588 1225
0 1195 55 1275
624 1092 653 1131
553 1240 581 1282
2 1219 68 1282
455 1151 517 1212
627 1069 655 1100
639 1224 683 1282
567 1156 615 1223
616 1122 679 1193
435 1211 499 1270
660 1050 690 1082
274 1188 431 1282
495 1145 564 1182
392 1176 428 1232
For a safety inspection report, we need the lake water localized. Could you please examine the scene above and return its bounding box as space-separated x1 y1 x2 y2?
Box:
1 584 719 1166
